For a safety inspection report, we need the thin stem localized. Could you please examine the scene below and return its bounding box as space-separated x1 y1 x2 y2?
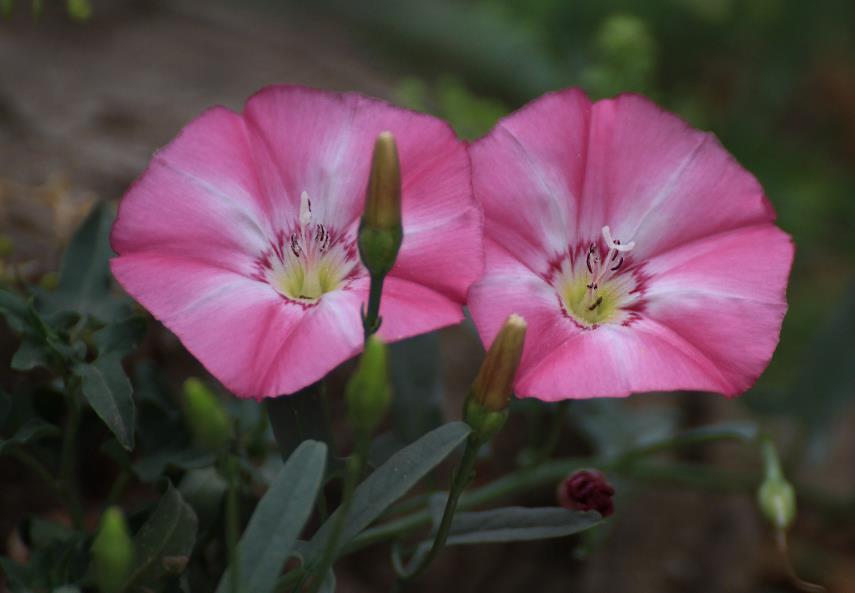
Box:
396 434 483 581
104 467 131 509
305 436 369 593
531 401 569 464
362 272 385 340
60 384 84 529
225 454 241 593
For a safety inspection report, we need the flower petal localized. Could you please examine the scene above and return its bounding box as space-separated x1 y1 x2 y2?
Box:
468 239 579 370
111 107 273 271
111 253 363 398
469 89 591 275
579 94 775 259
642 224 794 395
515 317 735 400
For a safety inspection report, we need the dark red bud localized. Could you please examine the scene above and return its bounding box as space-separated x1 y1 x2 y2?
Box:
557 470 615 517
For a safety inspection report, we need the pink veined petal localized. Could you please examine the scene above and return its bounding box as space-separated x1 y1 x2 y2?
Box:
369 276 466 342
641 224 794 395
515 317 736 400
578 94 775 259
468 239 580 371
112 253 366 399
244 85 483 302
111 107 273 270
469 89 591 275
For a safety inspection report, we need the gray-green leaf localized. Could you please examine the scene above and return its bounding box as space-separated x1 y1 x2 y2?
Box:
75 355 135 450
216 440 327 593
122 484 198 592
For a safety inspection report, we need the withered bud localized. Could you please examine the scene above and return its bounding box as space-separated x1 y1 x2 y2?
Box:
557 470 615 517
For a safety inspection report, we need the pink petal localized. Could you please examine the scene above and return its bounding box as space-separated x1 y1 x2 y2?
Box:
111 253 364 398
469 89 591 275
642 224 794 395
244 85 482 302
579 94 775 259
468 240 579 370
372 276 466 341
111 107 272 272
516 317 734 400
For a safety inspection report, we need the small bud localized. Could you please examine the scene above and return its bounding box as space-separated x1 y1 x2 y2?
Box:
346 336 392 436
358 132 403 277
558 470 615 517
91 507 134 593
471 314 527 412
757 439 796 530
183 378 233 451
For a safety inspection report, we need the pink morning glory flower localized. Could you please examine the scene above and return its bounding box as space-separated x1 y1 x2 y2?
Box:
468 89 794 399
111 86 482 398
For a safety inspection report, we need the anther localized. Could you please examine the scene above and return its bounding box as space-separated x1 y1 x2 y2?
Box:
610 256 624 272
587 296 603 311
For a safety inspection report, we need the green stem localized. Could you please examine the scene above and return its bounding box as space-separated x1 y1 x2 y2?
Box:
225 454 241 593
305 437 369 593
396 434 483 581
531 401 569 464
104 467 131 509
362 272 385 339
61 385 84 529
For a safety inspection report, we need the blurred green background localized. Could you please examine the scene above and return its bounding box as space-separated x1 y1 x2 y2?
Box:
1 0 853 591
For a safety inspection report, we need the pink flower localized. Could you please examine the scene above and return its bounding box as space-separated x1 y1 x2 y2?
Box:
468 89 794 399
111 86 482 398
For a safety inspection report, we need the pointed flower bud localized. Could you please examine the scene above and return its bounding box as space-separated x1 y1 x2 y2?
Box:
558 470 615 517
183 378 233 451
472 314 527 412
358 132 403 277
346 336 392 436
757 438 796 531
91 506 134 593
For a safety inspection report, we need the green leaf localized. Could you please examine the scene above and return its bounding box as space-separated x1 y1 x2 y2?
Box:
304 422 471 561
94 315 147 358
43 202 123 320
441 506 601 544
0 389 10 426
0 289 30 333
394 507 601 577
0 418 60 455
389 333 443 442
216 440 327 593
75 355 135 450
132 448 215 483
10 335 52 371
122 484 198 592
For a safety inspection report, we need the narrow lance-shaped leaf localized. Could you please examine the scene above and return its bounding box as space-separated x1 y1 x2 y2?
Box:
75 355 135 450
121 483 197 592
304 421 471 562
215 440 327 593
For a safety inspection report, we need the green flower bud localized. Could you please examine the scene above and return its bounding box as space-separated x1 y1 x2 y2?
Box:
358 132 403 277
91 506 134 593
346 336 392 436
183 378 233 451
757 438 796 531
463 396 508 444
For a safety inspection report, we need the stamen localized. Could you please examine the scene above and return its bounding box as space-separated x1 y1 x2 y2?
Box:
300 191 312 227
602 226 636 252
587 296 603 311
586 244 595 273
610 256 624 272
